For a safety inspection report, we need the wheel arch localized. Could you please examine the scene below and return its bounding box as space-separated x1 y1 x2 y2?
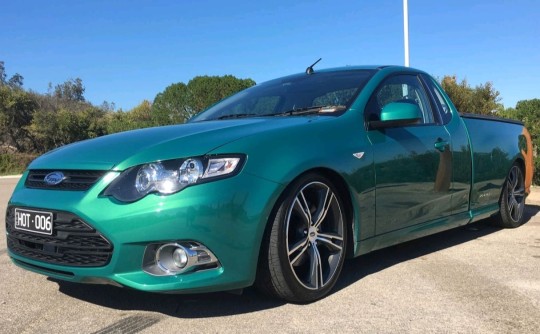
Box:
494 158 527 228
254 167 355 300
513 157 525 174
509 155 526 189
307 168 356 259
257 167 356 267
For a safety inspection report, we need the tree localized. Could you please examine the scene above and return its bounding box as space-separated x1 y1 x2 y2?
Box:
187 75 255 114
0 61 24 89
128 100 153 126
8 73 24 89
0 61 5 84
151 75 256 124
440 76 501 115
28 105 107 152
0 85 38 151
105 100 154 134
152 82 192 125
99 100 116 112
499 99 540 184
501 99 540 121
104 110 129 135
54 78 85 101
26 85 107 153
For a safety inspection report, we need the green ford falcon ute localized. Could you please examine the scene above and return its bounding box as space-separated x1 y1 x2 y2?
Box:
6 65 534 303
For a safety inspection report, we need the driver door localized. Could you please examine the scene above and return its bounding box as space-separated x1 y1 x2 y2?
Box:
365 74 453 234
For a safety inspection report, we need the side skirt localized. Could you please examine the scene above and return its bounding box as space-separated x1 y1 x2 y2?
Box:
353 204 499 257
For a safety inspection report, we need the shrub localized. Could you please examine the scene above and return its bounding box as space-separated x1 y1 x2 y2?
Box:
0 152 37 175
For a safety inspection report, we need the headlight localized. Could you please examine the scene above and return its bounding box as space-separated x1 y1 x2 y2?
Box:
103 155 244 202
179 159 204 185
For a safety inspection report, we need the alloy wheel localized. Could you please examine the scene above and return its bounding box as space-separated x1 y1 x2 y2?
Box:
506 165 525 223
285 181 345 290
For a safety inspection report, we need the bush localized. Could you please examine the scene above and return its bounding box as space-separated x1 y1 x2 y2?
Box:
0 152 37 175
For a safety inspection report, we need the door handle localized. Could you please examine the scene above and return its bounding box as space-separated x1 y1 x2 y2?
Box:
434 139 449 152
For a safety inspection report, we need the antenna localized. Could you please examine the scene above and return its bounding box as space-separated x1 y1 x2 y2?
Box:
306 58 322 74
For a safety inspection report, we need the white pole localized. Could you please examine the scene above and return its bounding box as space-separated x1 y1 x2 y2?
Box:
403 0 410 67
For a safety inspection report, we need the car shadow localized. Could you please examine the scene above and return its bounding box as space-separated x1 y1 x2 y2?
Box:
52 278 284 317
334 204 540 294
52 205 540 317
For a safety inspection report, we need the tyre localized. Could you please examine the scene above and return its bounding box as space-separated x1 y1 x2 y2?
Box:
495 164 526 228
257 173 347 303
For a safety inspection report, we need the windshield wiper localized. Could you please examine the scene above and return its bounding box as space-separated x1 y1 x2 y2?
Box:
271 105 347 117
213 105 346 120
216 113 258 120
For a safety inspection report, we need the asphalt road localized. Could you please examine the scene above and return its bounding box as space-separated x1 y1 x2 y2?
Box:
1 176 539 334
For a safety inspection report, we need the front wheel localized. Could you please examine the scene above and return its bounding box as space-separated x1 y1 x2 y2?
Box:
495 164 526 228
257 174 347 303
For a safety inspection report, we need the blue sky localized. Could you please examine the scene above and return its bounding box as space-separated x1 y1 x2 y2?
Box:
1 0 538 111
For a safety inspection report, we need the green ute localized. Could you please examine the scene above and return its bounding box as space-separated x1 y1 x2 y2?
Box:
6 66 533 303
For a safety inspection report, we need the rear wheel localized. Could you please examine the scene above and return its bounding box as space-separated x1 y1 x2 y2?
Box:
257 173 347 303
495 164 525 228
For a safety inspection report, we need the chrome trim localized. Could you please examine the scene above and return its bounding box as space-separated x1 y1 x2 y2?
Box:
44 171 66 185
142 241 220 276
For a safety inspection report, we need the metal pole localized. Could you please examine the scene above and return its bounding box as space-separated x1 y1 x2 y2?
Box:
403 0 410 67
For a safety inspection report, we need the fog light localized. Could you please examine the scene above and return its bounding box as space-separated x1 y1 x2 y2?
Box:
172 248 188 268
144 241 220 276
156 243 194 274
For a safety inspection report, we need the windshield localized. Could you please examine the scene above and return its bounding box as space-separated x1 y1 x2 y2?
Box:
189 70 375 122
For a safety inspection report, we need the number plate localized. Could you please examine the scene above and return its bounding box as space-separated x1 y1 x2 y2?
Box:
14 208 54 235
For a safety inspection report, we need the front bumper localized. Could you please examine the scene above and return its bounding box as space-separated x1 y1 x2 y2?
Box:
6 171 282 293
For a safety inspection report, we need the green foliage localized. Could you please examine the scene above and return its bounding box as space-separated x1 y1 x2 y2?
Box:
0 61 23 88
28 106 107 152
151 75 256 125
0 85 38 151
8 73 24 89
0 152 37 175
440 76 501 115
152 83 192 125
500 99 540 133
187 75 256 115
53 78 85 102
0 63 258 173
500 99 540 184
0 61 5 84
22 82 107 153
105 100 154 133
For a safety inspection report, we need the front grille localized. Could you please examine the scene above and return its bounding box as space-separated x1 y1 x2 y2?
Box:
6 207 113 267
25 170 107 191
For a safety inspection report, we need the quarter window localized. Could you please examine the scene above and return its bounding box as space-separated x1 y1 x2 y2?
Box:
421 75 453 124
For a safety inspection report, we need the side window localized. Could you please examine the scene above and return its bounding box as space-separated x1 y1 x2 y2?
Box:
365 74 435 125
421 75 452 124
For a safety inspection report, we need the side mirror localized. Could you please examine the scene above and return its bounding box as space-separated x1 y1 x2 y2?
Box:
370 101 422 129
